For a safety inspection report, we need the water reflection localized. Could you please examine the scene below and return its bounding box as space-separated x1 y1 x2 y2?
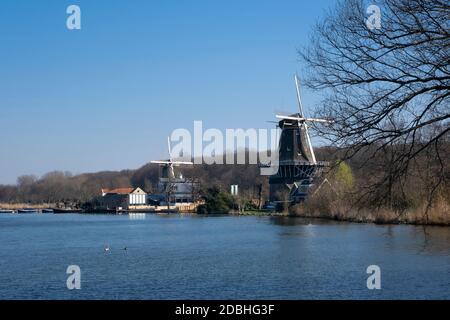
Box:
268 216 343 226
128 213 146 220
270 216 450 256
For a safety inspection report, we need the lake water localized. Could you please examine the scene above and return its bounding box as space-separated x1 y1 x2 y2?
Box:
0 213 449 300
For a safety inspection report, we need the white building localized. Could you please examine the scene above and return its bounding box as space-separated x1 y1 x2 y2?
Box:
100 187 147 209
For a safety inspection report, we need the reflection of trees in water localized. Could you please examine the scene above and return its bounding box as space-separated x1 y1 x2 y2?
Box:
272 217 450 255
403 225 450 255
415 225 450 255
380 224 450 255
420 226 431 254
268 216 341 227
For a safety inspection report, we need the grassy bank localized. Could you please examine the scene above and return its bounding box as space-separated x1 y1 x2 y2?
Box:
0 203 55 210
290 198 450 226
227 203 450 226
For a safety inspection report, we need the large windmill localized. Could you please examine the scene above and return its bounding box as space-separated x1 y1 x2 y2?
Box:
151 137 193 209
269 75 331 204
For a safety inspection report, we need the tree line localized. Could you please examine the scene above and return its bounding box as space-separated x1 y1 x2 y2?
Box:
0 150 268 206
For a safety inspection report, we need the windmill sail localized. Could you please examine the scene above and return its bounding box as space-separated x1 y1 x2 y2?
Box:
294 74 316 164
151 137 193 180
298 125 315 162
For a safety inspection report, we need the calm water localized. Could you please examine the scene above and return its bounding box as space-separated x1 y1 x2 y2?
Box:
0 213 449 300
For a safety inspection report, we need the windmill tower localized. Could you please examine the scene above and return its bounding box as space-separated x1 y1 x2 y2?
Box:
269 75 331 204
151 137 193 209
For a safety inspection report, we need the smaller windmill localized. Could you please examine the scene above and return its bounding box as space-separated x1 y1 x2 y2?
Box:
151 137 193 209
269 75 332 203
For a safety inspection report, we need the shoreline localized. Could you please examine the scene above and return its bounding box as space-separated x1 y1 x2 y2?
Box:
0 203 56 210
232 210 450 227
2 204 449 227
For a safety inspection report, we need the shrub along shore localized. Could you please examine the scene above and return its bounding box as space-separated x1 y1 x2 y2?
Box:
230 203 450 226
290 200 450 226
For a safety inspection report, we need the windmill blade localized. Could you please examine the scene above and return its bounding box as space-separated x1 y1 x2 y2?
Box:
302 122 317 164
172 161 194 165
275 115 332 123
276 115 306 121
167 136 173 162
294 74 305 117
151 160 172 164
169 164 175 179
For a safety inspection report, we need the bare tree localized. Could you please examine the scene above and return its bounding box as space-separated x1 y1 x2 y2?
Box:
301 0 449 213
17 175 38 188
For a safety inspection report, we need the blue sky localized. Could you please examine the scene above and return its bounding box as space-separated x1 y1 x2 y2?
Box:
0 0 334 184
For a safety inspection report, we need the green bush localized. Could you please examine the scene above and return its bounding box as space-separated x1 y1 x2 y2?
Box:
202 186 233 214
333 161 354 191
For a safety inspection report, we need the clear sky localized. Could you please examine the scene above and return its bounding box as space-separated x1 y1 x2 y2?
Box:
0 0 335 184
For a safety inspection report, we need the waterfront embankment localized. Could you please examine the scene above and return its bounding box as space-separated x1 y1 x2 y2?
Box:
0 203 56 210
231 202 450 226
290 201 450 226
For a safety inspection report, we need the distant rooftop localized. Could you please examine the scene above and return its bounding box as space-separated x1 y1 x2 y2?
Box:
101 188 135 195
